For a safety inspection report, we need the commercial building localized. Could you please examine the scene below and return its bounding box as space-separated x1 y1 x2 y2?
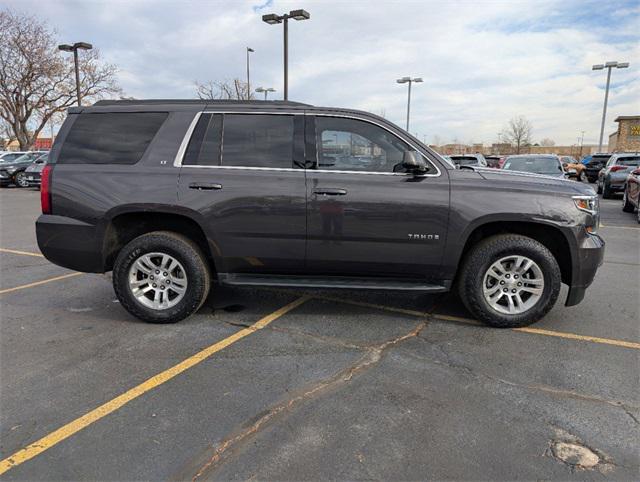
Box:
608 115 640 152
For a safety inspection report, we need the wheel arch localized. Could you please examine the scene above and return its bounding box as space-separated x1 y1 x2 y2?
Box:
456 219 574 286
101 205 218 273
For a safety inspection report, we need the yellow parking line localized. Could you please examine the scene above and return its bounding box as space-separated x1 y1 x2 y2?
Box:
513 327 640 350
0 295 309 475
0 248 44 257
599 222 639 230
429 312 640 350
0 272 82 295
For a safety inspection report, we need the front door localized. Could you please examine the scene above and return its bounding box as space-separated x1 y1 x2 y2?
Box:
177 112 307 275
305 115 450 279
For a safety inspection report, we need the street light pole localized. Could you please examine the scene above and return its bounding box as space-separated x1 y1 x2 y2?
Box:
396 77 423 131
262 9 310 101
246 47 254 98
592 60 629 152
256 87 276 100
58 42 93 106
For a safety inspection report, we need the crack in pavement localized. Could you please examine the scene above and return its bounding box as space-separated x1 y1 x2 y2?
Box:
413 334 640 425
191 319 429 481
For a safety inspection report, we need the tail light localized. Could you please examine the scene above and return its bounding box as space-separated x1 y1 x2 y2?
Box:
610 165 627 172
41 165 52 214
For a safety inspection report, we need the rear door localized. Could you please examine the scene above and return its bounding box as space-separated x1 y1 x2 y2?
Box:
177 112 307 275
304 114 450 279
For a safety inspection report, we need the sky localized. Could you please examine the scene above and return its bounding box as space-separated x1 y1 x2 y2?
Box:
5 0 640 145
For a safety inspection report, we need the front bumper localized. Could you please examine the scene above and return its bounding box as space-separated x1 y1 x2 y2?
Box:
25 172 41 185
565 232 605 306
0 170 12 185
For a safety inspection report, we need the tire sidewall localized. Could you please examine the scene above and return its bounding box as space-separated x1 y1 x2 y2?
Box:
113 233 209 323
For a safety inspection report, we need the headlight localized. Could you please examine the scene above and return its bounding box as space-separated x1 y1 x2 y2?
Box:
572 195 598 215
572 195 599 234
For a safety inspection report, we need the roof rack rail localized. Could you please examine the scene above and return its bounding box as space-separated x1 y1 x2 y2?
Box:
93 99 312 107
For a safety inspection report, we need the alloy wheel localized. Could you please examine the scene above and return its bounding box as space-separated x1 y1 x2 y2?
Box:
128 252 188 310
482 255 544 315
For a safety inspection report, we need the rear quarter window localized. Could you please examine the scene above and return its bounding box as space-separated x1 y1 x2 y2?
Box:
58 112 168 164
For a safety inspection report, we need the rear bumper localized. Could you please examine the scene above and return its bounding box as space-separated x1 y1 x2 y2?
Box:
25 172 41 185
565 232 605 307
36 214 105 272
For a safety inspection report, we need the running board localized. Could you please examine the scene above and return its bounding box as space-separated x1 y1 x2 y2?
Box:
217 273 447 292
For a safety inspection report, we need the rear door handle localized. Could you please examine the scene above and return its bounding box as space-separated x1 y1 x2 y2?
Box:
189 182 222 191
313 188 347 196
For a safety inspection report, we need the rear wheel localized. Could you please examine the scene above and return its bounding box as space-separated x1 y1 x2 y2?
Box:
622 188 635 212
597 179 603 194
457 234 561 328
113 231 211 323
602 181 612 199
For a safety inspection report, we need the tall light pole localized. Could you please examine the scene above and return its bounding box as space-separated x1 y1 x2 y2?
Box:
592 60 629 152
262 9 310 101
396 76 423 131
58 42 93 106
246 47 254 98
255 87 276 100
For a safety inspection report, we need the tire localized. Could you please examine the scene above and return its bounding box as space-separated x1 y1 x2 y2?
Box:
14 171 29 188
578 171 588 183
602 182 612 199
113 231 211 323
622 189 635 213
597 180 603 194
457 234 561 328
588 177 596 184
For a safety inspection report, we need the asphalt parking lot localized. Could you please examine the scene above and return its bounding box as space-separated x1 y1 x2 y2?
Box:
0 186 638 480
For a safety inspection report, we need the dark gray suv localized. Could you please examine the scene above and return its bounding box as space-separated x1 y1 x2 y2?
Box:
36 100 604 328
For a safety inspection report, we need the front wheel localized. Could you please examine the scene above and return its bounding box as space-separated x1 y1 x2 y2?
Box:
113 231 211 323
622 189 635 213
14 171 29 188
578 171 588 183
602 182 612 199
457 234 561 328
597 180 603 194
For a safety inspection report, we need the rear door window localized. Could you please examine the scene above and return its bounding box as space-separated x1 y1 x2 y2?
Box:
58 112 167 164
222 114 294 168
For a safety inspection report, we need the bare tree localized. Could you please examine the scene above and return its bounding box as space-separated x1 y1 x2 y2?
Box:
195 79 254 100
539 138 555 147
0 10 120 150
501 116 533 154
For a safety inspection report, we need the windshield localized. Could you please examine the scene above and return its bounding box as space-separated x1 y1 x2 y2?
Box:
617 156 640 166
503 157 562 175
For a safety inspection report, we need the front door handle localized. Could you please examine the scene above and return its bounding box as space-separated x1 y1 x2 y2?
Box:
313 188 347 196
189 182 222 191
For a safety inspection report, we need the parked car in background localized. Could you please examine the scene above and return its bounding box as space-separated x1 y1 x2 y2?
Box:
0 151 32 164
560 156 588 182
502 154 571 179
484 155 502 168
581 155 592 165
0 152 47 187
24 153 49 187
449 153 488 167
597 153 640 198
585 153 612 183
622 167 640 223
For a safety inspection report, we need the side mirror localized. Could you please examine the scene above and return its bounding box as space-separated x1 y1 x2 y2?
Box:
402 151 428 173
